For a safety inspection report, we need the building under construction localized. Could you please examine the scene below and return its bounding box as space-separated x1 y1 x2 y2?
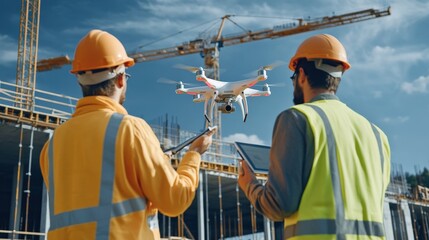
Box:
1 0 429 239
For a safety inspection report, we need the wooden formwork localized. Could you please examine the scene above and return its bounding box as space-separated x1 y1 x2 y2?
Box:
0 104 66 129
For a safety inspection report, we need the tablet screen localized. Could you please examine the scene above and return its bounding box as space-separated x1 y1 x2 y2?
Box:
235 142 270 174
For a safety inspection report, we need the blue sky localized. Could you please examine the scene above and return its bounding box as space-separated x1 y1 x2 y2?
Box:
1 0 428 174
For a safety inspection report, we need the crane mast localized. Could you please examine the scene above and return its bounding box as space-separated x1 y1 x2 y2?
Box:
16 0 41 111
202 16 228 159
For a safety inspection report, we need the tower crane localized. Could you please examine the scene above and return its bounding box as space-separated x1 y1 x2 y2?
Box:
36 7 391 151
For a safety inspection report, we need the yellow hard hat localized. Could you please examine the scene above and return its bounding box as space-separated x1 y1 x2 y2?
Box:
289 34 351 72
71 29 135 73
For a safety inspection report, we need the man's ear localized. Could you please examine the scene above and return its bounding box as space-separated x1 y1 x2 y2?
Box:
116 74 125 88
298 67 306 85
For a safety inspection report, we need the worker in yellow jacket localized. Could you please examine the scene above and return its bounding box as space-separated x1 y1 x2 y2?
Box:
39 29 215 240
238 34 390 239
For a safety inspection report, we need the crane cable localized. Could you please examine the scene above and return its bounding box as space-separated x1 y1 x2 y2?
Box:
135 13 299 50
135 17 220 50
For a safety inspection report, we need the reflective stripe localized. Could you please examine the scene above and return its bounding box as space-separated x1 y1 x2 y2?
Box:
48 197 148 229
48 135 55 226
310 105 346 240
285 219 385 238
111 197 147 218
285 105 384 239
47 113 147 239
96 112 122 238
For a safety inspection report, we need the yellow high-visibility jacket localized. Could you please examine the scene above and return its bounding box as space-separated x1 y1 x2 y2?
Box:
284 99 390 239
242 94 390 240
40 96 201 240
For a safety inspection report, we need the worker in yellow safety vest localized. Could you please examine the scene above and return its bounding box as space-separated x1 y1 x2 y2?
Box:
238 34 391 239
39 29 215 240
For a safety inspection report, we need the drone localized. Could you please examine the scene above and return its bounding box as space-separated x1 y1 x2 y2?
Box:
161 64 280 123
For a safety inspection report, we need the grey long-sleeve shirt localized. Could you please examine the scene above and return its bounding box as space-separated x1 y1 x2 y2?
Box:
244 94 339 221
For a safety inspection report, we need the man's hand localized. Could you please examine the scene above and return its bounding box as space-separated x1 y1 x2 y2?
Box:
238 160 257 193
189 127 217 154
164 151 173 159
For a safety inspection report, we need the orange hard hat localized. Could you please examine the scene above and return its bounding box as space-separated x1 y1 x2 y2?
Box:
289 34 351 72
71 29 135 73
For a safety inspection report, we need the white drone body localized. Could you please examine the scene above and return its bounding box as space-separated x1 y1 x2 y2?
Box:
175 67 271 122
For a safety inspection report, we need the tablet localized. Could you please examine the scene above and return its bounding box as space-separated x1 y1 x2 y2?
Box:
234 141 270 174
163 126 217 155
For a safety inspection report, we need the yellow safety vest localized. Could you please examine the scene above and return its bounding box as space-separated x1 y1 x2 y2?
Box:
47 113 154 239
285 99 390 240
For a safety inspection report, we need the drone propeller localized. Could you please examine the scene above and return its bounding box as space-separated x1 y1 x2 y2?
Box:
260 60 286 71
174 64 202 73
174 64 226 76
243 60 286 78
157 78 197 86
255 82 286 87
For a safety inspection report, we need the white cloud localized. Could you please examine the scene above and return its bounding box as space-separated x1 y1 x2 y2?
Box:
382 116 410 124
343 0 429 49
340 0 429 87
357 46 429 72
0 34 57 66
0 34 17 65
223 133 265 145
346 45 429 89
401 76 429 94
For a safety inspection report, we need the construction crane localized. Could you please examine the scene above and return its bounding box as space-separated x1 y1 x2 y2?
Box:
36 7 391 143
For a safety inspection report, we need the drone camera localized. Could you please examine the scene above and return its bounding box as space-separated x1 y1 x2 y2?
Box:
218 103 235 113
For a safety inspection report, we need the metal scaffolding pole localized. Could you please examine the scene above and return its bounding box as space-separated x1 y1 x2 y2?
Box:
198 170 205 239
205 171 210 240
11 124 25 240
24 126 35 237
218 175 224 239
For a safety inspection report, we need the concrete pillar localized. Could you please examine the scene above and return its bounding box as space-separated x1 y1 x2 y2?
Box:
401 200 415 239
383 198 394 240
